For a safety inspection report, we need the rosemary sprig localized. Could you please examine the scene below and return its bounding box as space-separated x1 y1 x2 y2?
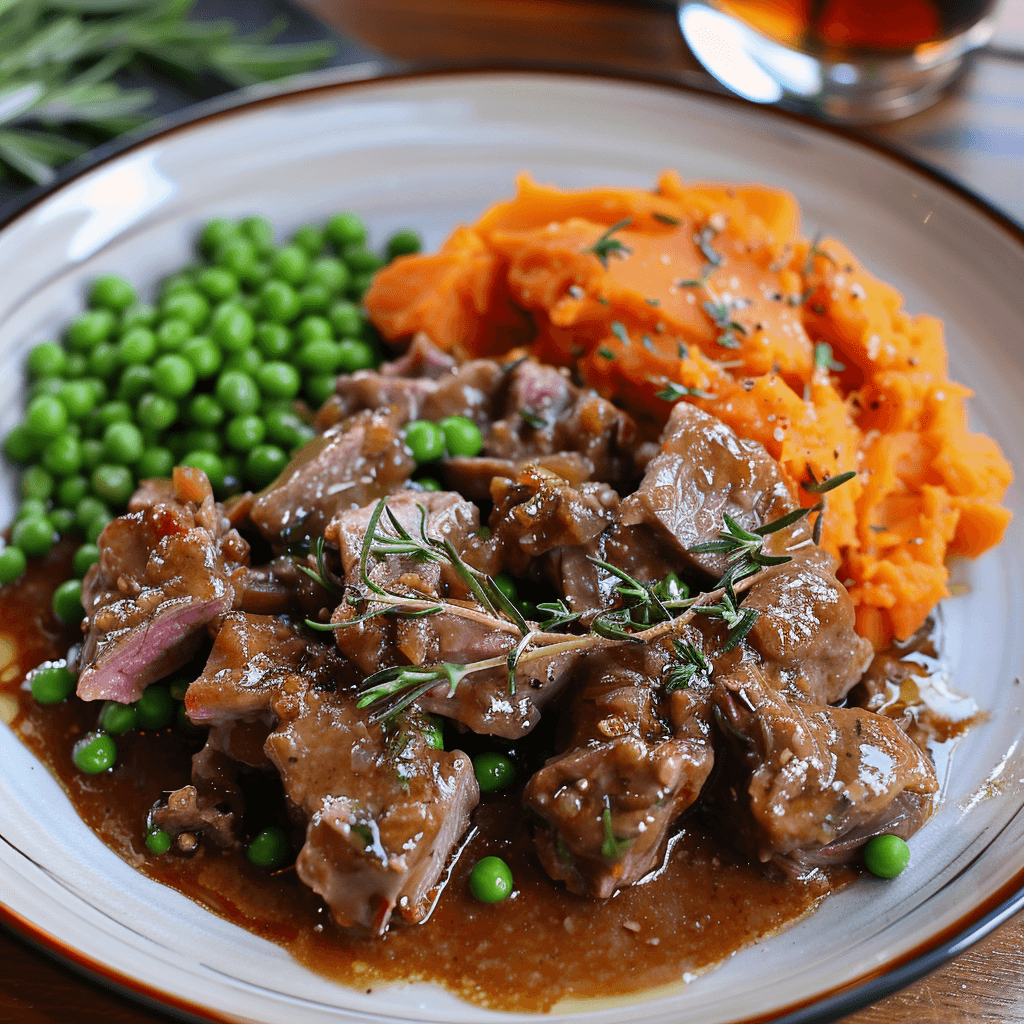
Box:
294 536 340 594
653 211 680 226
600 805 633 860
357 663 469 721
535 599 582 631
801 468 857 494
697 587 758 653
665 640 712 692
583 218 633 269
0 0 335 184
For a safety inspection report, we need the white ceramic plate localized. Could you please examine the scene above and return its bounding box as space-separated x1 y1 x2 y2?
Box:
1 69 1022 1024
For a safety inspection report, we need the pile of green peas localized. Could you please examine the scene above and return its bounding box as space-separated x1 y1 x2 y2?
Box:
0 211 421 587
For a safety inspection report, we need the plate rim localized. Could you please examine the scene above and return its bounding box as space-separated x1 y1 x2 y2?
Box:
1 61 1022 1024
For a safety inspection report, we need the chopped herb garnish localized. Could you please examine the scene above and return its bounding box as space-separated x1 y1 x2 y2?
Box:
568 284 586 300
600 806 634 860
583 218 633 269
814 342 846 373
655 382 713 402
598 347 616 360
645 297 660 307
610 321 631 347
694 225 723 267
803 232 837 276
641 334 656 352
521 409 546 429
653 212 681 226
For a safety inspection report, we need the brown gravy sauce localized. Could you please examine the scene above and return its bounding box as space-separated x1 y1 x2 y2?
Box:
3 546 858 1013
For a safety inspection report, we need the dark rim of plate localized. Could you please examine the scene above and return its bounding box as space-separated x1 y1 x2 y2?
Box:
0 60 1022 1024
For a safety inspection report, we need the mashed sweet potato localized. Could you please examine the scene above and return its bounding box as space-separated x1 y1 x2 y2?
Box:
365 172 1012 648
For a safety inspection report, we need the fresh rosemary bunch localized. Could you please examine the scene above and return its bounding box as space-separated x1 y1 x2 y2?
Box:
0 0 335 184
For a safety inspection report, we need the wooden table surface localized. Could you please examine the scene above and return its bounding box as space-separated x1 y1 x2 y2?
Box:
1 1 1022 1022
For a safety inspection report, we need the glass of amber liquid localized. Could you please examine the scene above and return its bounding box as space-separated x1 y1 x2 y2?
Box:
678 0 1001 122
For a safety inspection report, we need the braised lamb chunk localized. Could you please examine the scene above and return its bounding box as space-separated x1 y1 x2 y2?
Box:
712 661 937 866
249 406 416 547
326 490 579 737
264 685 479 934
621 401 799 579
525 633 715 898
77 468 242 704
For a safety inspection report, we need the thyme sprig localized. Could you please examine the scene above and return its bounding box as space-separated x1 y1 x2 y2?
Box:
584 218 633 269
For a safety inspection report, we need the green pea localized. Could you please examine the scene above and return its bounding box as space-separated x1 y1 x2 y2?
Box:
241 215 275 256
387 229 421 259
73 731 117 774
79 439 104 473
309 257 349 293
403 420 445 463
27 342 68 379
59 379 98 420
215 237 258 280
137 446 174 480
864 835 911 878
28 377 65 401
16 498 48 521
66 309 116 351
200 218 239 255
349 271 376 297
152 354 197 399
42 435 83 477
11 516 55 558
102 421 145 465
25 395 69 440
87 341 120 380
298 282 331 314
469 856 513 903
181 451 225 491
257 279 301 324
63 352 88 378
0 546 28 585
168 679 190 701
30 664 76 704
121 303 158 329
304 373 337 408
345 247 384 274
493 573 519 604
180 335 222 379
116 364 154 403
473 752 516 793
245 444 287 487
89 274 137 312
223 348 263 377
221 454 242 493
145 829 172 855
97 700 137 734
255 323 291 360
57 474 89 509
255 361 301 400
325 211 367 250
95 399 132 429
137 393 178 432
440 415 483 457
215 371 260 415
291 224 324 254
295 338 340 373
223 415 264 452
183 428 221 455
92 464 134 504
73 542 101 578
52 578 84 623
3 425 42 464
84 512 113 544
295 315 332 345
76 495 110 527
160 274 194 300
188 393 225 429
117 326 158 366
49 508 76 535
211 303 256 352
21 464 54 501
271 244 309 285
161 290 210 330
327 300 362 338
264 407 306 449
246 826 289 868
156 318 192 352
135 685 174 729
336 339 375 373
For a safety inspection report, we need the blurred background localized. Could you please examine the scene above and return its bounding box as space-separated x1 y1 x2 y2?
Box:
1 0 1022 220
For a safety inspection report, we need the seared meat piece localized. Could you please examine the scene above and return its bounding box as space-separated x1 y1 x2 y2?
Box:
713 661 937 865
250 407 415 546
524 633 714 898
265 686 478 934
150 744 244 849
77 468 243 703
326 490 577 737
742 553 873 704
621 401 798 579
